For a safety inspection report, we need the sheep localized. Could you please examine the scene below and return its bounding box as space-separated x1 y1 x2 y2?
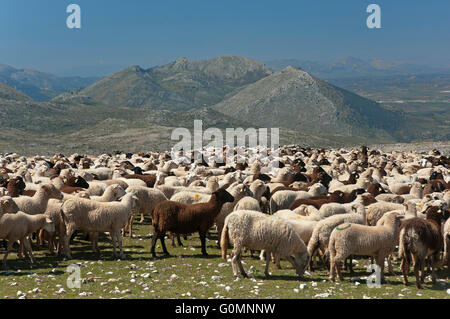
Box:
443 217 450 275
269 183 327 213
213 183 250 241
307 204 366 270
398 206 449 289
328 211 404 282
220 210 309 278
61 193 139 259
365 201 405 226
151 188 234 257
318 196 365 219
233 196 261 212
6 177 26 197
123 186 168 237
13 184 63 215
90 185 126 202
0 212 55 267
273 210 318 245
0 196 19 215
375 193 405 204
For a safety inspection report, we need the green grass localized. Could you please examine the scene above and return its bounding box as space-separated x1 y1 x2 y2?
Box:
0 218 449 299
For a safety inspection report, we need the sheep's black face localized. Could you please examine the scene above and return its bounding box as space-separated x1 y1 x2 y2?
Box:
133 167 143 175
215 189 234 203
74 177 90 189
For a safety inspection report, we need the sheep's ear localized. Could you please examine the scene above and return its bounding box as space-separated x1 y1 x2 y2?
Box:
132 195 139 200
45 217 53 223
421 184 425 188
75 178 78 183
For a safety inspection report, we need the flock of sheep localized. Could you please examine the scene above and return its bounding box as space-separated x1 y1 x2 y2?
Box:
0 145 449 290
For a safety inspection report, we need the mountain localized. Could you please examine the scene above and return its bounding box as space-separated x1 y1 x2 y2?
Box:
212 66 406 140
265 57 450 79
0 64 99 101
79 55 272 110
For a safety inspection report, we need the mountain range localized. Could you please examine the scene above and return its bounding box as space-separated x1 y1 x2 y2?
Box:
0 55 448 155
265 57 450 79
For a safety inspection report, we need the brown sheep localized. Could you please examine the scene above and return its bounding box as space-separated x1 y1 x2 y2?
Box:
123 174 156 188
399 206 449 289
151 188 234 257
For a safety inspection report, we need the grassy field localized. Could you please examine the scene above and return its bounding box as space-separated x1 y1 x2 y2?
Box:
0 217 449 299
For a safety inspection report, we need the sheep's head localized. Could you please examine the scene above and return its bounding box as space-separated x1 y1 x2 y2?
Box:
0 196 19 214
42 184 64 200
213 188 234 204
113 185 126 200
43 217 55 234
293 251 310 278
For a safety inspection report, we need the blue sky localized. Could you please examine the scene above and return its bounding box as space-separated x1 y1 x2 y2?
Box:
0 0 449 75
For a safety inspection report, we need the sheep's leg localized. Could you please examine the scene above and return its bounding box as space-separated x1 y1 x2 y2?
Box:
91 232 100 254
430 252 440 285
235 252 247 278
64 224 76 259
116 231 125 259
375 254 385 283
401 256 409 285
231 245 241 277
22 238 34 264
412 255 422 289
259 250 265 261
150 232 158 258
2 240 13 269
160 234 170 256
139 213 145 223
329 257 336 282
110 232 117 258
264 251 271 276
274 253 282 269
387 254 394 275
176 234 183 247
199 232 208 256
128 215 134 238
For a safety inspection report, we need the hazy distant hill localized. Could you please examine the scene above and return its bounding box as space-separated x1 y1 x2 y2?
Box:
213 66 405 141
265 57 450 79
0 64 99 101
80 55 272 110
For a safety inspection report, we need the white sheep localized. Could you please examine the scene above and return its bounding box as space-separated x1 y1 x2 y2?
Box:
269 183 327 213
318 196 365 219
365 201 404 226
0 212 55 267
307 204 366 268
123 186 168 237
90 185 126 202
233 196 261 212
0 196 19 215
443 218 450 273
221 210 309 278
328 211 404 282
61 193 138 259
13 184 63 215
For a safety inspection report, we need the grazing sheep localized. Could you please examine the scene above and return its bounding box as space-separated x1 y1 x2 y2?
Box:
151 188 234 257
123 186 168 237
221 210 309 278
398 206 449 288
307 204 366 270
13 184 63 215
61 193 139 259
0 212 55 267
328 211 404 282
